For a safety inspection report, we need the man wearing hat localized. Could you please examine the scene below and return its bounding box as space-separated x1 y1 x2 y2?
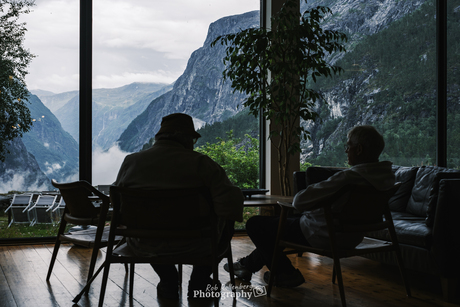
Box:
114 113 244 299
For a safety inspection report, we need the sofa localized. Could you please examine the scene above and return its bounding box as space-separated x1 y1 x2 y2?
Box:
293 165 460 302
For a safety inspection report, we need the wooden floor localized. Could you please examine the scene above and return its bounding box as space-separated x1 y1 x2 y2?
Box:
0 235 458 307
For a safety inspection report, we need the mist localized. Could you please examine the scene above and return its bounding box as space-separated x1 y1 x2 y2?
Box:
92 144 131 186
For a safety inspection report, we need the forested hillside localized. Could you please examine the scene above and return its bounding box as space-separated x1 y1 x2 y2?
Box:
306 0 460 168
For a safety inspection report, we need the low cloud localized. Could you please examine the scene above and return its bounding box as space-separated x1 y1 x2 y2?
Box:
94 71 176 90
92 144 131 186
44 162 63 175
0 170 50 193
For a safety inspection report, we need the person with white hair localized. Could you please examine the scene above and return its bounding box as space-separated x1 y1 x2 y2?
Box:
226 125 394 288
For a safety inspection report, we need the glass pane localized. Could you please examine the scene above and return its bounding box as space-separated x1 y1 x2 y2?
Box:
303 1 437 168
91 0 260 191
1 1 261 238
92 1 260 231
447 0 460 169
1 1 79 238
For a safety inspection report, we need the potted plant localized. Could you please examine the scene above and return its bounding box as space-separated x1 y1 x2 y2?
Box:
212 0 347 196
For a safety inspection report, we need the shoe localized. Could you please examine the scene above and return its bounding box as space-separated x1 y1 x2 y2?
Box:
263 269 305 288
157 281 179 299
187 278 221 299
224 259 252 281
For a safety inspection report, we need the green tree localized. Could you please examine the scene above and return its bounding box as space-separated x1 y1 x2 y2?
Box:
195 131 259 189
0 0 35 161
212 0 346 195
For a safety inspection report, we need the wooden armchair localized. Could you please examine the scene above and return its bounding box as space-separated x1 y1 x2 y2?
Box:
268 183 411 307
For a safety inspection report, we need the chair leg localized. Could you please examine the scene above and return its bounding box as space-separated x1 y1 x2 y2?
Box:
333 259 347 307
46 239 61 281
212 261 219 307
227 246 236 295
394 249 411 297
387 221 411 298
47 219 67 281
87 245 100 284
89 223 106 283
332 265 337 284
98 262 112 307
73 260 106 303
267 206 289 297
267 246 280 297
129 263 135 300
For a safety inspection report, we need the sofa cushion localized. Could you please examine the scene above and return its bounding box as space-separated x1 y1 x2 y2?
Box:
425 172 460 226
406 166 456 217
367 212 432 249
389 166 418 212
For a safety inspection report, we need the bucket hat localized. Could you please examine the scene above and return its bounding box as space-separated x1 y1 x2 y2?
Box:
155 113 201 139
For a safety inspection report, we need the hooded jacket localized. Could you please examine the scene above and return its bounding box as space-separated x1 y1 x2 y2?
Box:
293 161 395 249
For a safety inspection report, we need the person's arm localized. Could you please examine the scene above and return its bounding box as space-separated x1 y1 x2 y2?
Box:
113 156 131 186
201 156 244 222
293 170 350 212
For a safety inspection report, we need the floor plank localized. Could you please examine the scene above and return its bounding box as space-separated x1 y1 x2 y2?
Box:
0 236 458 307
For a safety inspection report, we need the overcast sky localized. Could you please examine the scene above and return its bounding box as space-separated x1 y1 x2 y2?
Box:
21 0 259 94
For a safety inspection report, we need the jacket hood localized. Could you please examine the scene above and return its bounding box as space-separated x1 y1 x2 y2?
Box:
350 161 395 190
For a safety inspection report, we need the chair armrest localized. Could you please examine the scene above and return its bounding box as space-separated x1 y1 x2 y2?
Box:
52 203 61 212
432 179 460 277
277 201 294 209
46 201 59 212
23 202 35 213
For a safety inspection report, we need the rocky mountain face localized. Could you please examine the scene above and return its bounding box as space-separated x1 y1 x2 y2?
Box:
302 0 426 36
117 10 260 152
0 93 79 192
302 0 460 167
21 94 79 183
0 138 51 192
118 0 429 154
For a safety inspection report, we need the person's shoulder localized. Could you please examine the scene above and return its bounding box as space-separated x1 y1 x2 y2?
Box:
194 151 219 164
351 161 393 171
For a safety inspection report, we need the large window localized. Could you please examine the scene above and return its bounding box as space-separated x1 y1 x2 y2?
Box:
91 0 260 188
304 0 440 168
1 0 457 240
0 0 79 239
0 0 259 239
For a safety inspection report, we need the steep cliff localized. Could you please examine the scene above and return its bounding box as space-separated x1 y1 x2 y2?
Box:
305 0 460 167
118 0 431 154
21 94 79 183
0 137 51 192
117 11 260 152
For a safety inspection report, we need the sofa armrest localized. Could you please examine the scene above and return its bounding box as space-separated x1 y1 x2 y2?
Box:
432 178 460 278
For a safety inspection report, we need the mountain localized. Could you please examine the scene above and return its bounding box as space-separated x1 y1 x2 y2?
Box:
301 0 426 36
0 137 51 192
36 82 172 150
302 0 460 167
4 0 454 193
0 93 80 193
117 1 430 154
21 94 79 183
30 89 55 98
117 10 260 152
